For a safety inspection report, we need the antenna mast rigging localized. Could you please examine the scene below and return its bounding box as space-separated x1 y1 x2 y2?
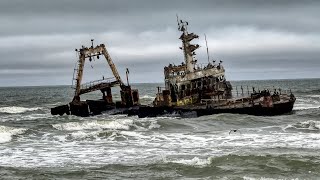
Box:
204 34 210 64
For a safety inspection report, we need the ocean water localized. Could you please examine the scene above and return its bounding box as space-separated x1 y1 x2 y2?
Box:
0 79 319 180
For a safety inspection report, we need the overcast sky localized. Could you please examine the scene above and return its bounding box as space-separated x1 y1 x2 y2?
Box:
0 0 319 86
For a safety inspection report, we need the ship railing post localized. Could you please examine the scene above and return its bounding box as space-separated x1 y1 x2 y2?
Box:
236 86 239 97
273 86 275 94
247 86 249 96
241 86 244 97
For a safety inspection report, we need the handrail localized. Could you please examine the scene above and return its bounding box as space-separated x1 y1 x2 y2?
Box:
194 63 224 71
231 85 292 98
80 77 117 90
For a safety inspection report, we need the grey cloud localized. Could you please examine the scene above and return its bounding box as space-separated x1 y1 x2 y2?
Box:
1 0 319 36
0 0 319 86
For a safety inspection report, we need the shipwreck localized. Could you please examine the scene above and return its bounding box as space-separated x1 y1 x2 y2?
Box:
51 40 139 116
136 18 296 117
51 18 296 118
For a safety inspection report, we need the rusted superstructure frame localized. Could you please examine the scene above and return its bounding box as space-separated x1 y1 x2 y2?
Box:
51 40 140 117
74 44 124 98
177 19 199 73
155 18 232 107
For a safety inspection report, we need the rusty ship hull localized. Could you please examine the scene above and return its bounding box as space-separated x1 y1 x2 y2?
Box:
137 97 295 118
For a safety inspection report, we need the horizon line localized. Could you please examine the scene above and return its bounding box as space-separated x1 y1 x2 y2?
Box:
0 77 319 88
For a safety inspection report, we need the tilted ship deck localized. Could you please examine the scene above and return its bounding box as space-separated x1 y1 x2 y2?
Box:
51 19 296 118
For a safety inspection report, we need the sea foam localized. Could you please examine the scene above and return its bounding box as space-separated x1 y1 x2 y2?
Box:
293 105 320 110
0 106 40 114
288 120 320 130
140 95 155 99
0 125 26 143
164 156 211 167
52 119 134 131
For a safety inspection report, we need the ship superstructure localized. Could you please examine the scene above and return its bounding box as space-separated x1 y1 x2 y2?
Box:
154 18 232 107
138 18 296 118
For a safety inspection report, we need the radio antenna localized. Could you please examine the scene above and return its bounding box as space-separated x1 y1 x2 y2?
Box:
204 34 210 63
176 14 180 30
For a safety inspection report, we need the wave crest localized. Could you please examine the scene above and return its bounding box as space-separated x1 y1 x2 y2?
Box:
286 120 320 131
52 119 135 131
140 95 155 99
0 106 41 114
0 125 26 143
163 156 211 167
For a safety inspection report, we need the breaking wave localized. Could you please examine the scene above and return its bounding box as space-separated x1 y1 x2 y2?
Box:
0 125 26 143
52 119 135 131
293 105 320 110
162 154 320 172
52 118 160 132
140 95 155 99
60 130 149 142
49 118 161 142
293 96 320 110
0 106 41 114
163 156 211 167
65 131 101 141
286 120 320 131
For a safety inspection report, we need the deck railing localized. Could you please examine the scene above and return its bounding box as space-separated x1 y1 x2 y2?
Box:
231 86 292 98
80 77 117 90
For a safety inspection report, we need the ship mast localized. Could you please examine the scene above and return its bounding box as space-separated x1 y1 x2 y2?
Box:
177 17 199 73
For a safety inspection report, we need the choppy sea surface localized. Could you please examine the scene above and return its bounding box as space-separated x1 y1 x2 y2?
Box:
0 79 319 179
